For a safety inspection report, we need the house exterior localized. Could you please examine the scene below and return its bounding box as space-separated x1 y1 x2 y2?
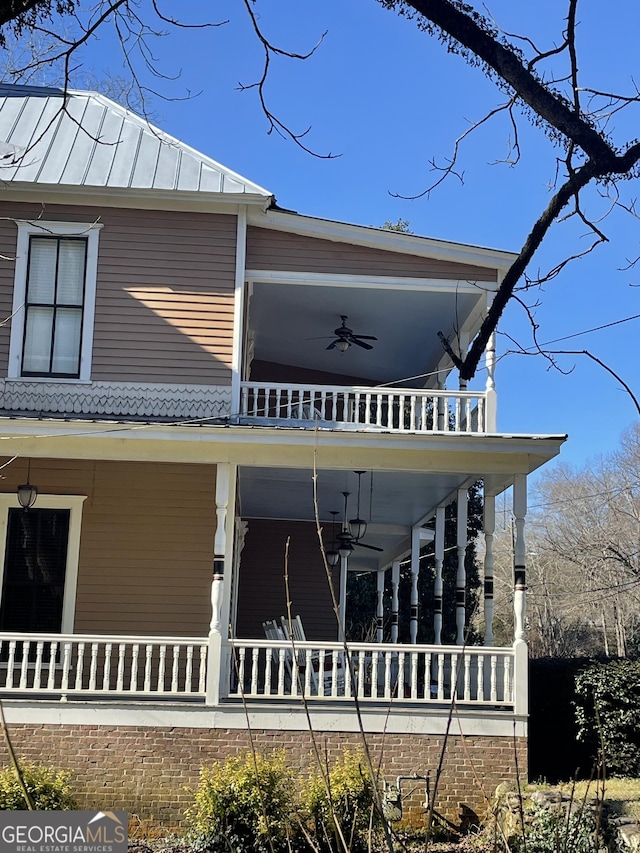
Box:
0 84 564 827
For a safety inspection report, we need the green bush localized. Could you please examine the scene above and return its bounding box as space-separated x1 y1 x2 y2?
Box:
574 659 640 776
0 762 76 810
304 749 382 853
185 751 298 853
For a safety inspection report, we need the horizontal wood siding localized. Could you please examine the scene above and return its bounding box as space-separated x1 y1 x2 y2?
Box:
236 519 338 640
0 202 237 384
0 458 216 636
246 226 498 281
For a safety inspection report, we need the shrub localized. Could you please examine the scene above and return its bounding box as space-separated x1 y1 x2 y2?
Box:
574 659 640 776
185 751 298 853
0 762 76 810
304 749 383 853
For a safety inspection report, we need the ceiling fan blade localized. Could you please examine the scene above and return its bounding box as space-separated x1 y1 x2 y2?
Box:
352 335 377 340
355 541 384 552
326 340 338 350
350 338 374 350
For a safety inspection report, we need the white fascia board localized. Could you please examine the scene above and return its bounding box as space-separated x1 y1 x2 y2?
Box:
246 269 498 294
2 698 526 737
247 208 517 272
1 184 273 213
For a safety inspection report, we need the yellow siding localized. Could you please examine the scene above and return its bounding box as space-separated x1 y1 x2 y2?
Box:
0 202 237 384
0 458 216 636
246 226 498 281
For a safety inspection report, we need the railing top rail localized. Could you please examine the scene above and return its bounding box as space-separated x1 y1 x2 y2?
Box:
0 632 208 645
227 639 514 655
241 381 486 399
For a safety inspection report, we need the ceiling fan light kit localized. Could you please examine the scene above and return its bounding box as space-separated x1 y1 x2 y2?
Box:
326 316 377 352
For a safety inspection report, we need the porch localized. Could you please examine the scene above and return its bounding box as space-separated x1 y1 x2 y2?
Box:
0 631 522 711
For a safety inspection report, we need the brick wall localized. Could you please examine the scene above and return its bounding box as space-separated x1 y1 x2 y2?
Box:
0 725 526 830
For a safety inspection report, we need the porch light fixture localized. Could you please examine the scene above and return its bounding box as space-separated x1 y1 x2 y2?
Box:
336 340 350 352
348 471 368 541
337 531 354 560
17 460 37 511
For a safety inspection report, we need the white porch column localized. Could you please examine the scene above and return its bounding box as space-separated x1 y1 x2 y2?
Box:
458 331 470 392
483 495 496 646
433 505 445 645
206 463 236 706
513 474 528 715
410 527 420 644
513 475 527 643
390 561 400 644
456 488 468 645
485 331 497 432
338 554 348 642
376 569 385 643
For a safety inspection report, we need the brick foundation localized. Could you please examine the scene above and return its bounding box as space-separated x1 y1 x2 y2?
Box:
0 724 526 829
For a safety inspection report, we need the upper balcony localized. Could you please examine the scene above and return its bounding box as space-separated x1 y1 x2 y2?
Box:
239 382 491 434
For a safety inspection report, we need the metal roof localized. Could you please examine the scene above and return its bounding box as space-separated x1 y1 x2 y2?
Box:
0 84 272 197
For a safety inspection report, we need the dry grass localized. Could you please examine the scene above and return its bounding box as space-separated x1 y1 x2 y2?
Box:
558 778 640 821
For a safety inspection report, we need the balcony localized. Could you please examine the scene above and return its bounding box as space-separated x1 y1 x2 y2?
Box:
239 382 490 434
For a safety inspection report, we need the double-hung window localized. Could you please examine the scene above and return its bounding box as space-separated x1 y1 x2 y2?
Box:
8 221 101 382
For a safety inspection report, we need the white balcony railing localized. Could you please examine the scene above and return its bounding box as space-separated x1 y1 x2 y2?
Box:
240 383 488 433
0 633 207 698
225 640 515 706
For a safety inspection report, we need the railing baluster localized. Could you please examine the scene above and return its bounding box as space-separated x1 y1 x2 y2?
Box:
89 643 99 692
277 648 285 696
251 647 259 695
410 652 418 699
19 642 30 689
437 653 445 700
425 653 432 700
47 642 58 690
357 650 365 698
171 645 180 693
35 641 45 689
102 643 112 691
6 641 16 688
464 654 471 701
264 647 272 695
75 643 84 691
504 655 512 702
490 655 498 702
130 644 140 692
116 644 126 692
451 653 459 699
409 395 416 431
61 642 72 693
185 645 193 693
371 651 379 699
477 653 485 701
144 645 153 693
198 645 207 694
397 651 405 699
331 650 339 697
305 649 312 695
157 645 166 692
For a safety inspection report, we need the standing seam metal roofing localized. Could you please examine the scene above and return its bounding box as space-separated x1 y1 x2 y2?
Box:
0 84 273 197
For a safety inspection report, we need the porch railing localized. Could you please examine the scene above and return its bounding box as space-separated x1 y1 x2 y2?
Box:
239 382 487 434
224 640 515 706
0 632 207 698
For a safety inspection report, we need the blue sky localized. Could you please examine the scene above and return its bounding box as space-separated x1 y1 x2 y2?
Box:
71 0 640 469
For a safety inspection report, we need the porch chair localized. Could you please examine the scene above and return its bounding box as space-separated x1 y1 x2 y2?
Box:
280 615 345 696
262 619 293 691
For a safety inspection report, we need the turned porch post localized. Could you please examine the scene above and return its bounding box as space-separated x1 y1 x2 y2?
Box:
483 494 496 646
433 505 445 645
376 569 385 643
390 560 400 643
206 463 236 706
485 331 497 432
410 527 420 643
456 488 468 645
513 473 528 716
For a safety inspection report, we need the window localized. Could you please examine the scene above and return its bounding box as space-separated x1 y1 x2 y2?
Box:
0 495 86 634
8 221 101 382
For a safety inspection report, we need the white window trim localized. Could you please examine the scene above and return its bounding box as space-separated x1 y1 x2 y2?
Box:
0 494 87 634
8 220 102 383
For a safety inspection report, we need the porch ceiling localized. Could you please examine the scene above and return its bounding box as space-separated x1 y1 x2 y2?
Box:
238 465 474 571
248 281 482 385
